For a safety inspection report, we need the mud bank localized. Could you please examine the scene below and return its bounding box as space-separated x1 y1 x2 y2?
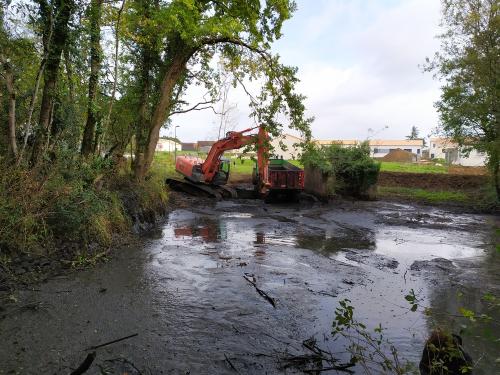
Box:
0 196 498 374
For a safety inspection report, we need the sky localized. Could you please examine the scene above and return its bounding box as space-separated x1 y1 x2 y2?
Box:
167 0 444 142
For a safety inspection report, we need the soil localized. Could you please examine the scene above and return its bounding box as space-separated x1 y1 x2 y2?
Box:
448 165 488 176
381 149 415 162
1 193 498 374
378 171 489 190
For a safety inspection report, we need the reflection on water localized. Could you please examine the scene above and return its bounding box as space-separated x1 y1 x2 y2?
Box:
170 214 376 255
173 218 227 242
296 229 376 255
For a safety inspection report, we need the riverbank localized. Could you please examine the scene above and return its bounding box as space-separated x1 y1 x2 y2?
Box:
0 162 169 294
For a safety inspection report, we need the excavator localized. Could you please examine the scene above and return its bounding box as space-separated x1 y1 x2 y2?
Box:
166 125 305 200
166 125 272 199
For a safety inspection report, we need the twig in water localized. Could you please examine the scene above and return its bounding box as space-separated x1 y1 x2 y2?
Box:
224 353 240 373
85 333 138 351
70 351 96 375
303 364 355 374
243 274 276 308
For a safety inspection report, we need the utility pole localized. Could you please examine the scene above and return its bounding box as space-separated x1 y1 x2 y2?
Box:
174 125 180 162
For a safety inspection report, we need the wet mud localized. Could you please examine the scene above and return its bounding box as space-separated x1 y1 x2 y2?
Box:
0 196 498 374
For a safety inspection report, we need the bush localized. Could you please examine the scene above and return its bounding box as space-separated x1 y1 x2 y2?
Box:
301 142 380 198
0 155 129 256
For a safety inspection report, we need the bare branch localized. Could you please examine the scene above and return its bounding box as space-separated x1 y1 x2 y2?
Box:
169 100 219 116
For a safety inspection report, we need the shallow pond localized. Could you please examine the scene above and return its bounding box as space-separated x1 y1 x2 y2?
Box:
0 199 498 374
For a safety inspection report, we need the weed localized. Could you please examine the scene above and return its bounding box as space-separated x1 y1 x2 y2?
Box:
331 299 414 374
0 156 130 256
71 251 108 268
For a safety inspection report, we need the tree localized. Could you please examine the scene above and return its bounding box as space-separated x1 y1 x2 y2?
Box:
406 126 420 140
30 0 75 165
124 0 312 180
81 0 103 156
426 0 499 199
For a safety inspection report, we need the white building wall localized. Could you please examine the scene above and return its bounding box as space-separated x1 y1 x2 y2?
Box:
429 141 447 160
457 150 487 166
271 134 303 160
156 139 181 152
430 139 486 166
370 145 422 158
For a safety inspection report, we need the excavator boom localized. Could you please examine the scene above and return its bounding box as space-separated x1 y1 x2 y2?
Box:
173 125 270 194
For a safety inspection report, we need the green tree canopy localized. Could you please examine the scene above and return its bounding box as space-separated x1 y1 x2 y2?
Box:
427 0 499 198
121 0 312 179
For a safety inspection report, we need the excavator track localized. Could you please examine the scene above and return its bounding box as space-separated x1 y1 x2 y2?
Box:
166 178 224 200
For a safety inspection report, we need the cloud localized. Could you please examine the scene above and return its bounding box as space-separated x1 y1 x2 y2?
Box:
167 0 443 142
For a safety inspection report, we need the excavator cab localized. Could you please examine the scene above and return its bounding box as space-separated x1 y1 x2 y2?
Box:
211 158 231 186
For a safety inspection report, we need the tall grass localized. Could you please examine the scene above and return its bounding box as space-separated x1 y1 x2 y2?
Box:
0 154 169 257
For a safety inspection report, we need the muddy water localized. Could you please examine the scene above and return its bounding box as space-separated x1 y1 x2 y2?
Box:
0 198 498 374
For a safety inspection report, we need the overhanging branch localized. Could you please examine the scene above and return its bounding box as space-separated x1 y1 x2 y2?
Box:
169 100 219 116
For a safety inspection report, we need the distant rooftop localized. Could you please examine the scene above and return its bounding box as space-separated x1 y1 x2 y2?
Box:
314 139 423 146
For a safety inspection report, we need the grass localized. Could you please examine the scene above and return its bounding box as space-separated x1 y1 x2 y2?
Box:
378 186 469 203
153 151 305 176
379 162 448 174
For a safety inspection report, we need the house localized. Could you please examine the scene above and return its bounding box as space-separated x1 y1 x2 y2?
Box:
156 137 181 152
197 141 216 153
429 138 486 166
181 142 197 151
369 139 423 158
315 139 424 159
271 133 304 160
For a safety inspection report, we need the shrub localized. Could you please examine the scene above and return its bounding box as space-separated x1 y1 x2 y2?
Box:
301 142 380 198
0 155 129 256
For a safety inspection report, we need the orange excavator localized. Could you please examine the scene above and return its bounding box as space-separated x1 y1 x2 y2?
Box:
166 125 271 199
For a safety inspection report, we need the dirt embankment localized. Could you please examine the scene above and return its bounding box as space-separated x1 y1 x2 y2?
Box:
378 171 488 190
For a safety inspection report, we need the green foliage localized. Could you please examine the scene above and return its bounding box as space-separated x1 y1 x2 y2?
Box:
427 0 500 198
404 289 420 312
406 126 420 140
108 155 169 214
0 156 128 255
332 299 412 374
301 142 380 198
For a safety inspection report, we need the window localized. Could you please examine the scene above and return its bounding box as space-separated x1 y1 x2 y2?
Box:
404 149 411 152
433 144 436 148
442 149 446 153
431 153 435 158
417 149 420 154
374 148 390 153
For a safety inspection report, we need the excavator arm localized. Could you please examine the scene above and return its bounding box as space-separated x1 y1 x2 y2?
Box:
201 125 270 192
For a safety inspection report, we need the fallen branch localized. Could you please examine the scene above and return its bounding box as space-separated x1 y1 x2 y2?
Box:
243 274 276 308
70 351 96 375
224 353 240 373
280 338 355 374
303 364 355 374
85 333 138 351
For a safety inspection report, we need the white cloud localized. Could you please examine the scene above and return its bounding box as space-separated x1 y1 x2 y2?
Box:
168 0 444 143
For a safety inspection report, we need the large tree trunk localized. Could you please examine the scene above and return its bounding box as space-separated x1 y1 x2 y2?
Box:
81 0 103 156
1 57 18 159
134 54 189 180
30 0 74 165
